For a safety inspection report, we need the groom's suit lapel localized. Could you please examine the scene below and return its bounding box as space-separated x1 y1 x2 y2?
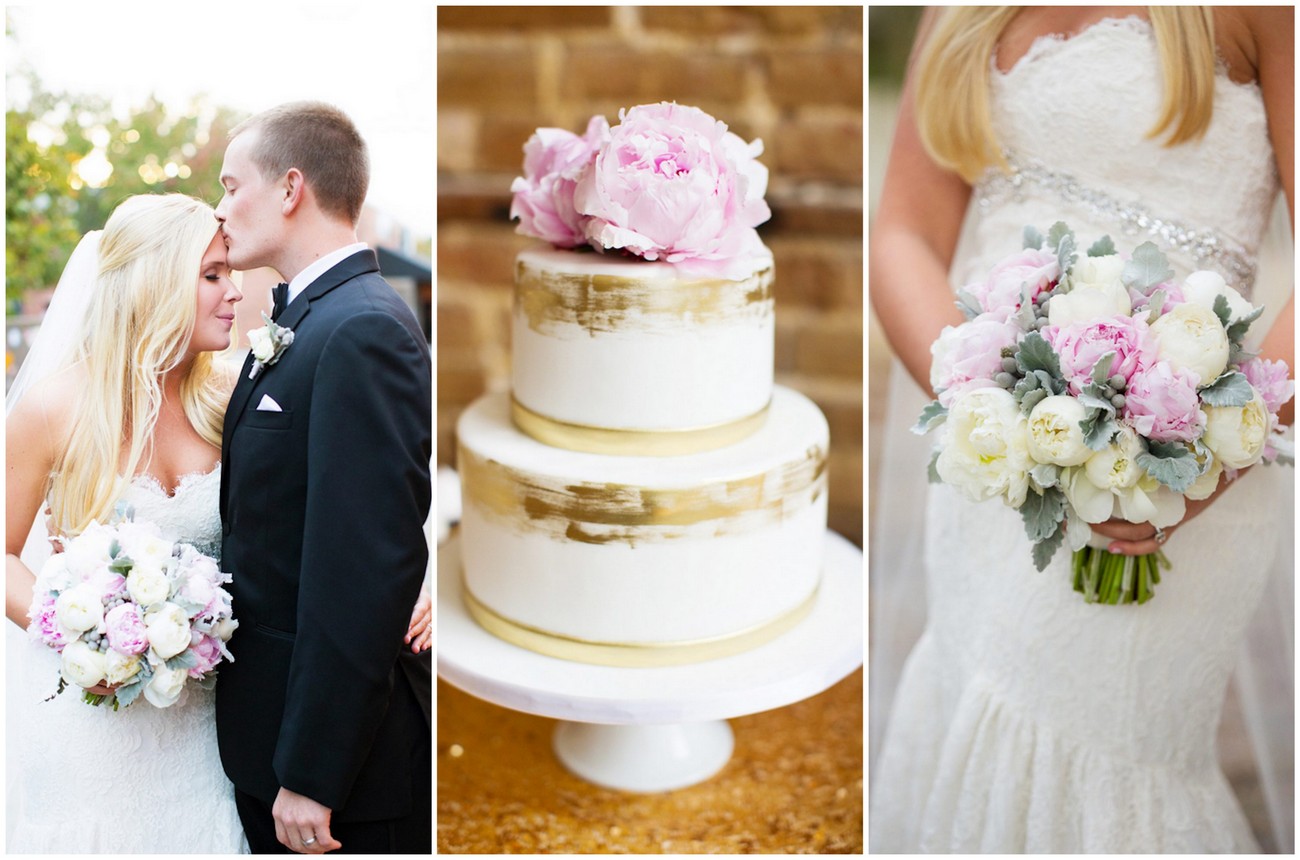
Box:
220 249 382 521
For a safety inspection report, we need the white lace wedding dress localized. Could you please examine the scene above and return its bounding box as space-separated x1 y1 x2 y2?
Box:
7 466 248 853
871 18 1292 853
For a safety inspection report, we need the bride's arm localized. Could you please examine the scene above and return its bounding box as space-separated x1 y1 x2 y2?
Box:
5 386 60 628
1100 7 1294 555
870 7 972 397
1251 4 1294 427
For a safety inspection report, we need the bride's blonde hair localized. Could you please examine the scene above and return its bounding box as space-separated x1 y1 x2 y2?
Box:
48 194 230 534
914 7 1217 182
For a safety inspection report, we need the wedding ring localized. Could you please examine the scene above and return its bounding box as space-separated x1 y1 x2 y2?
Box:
1153 527 1168 546
303 837 316 846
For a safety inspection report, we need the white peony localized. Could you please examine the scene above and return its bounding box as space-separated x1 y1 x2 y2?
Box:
1027 395 1094 466
1148 303 1229 384
1064 427 1185 527
1048 254 1132 326
126 560 171 608
144 665 188 708
144 603 192 659
54 582 104 632
935 388 1032 508
1181 270 1256 323
1185 448 1224 501
36 553 75 594
1203 389 1270 470
103 650 143 685
60 640 107 688
61 522 115 577
116 522 172 567
247 326 275 362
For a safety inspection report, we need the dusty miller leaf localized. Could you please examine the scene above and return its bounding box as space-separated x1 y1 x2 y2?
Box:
913 400 948 434
1087 235 1116 257
1136 442 1202 493
1199 371 1253 407
1021 486 1067 543
1121 242 1173 290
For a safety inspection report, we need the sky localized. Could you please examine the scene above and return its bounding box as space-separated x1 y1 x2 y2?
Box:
6 4 434 240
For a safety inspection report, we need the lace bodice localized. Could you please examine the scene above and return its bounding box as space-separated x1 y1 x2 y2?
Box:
959 16 1280 295
120 465 223 560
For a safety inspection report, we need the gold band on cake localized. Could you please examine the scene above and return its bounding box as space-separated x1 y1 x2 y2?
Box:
457 443 827 545
516 261 773 335
462 578 819 667
511 396 770 456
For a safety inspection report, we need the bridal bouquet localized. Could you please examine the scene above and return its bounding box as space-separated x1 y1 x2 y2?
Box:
27 506 238 708
916 223 1293 604
509 101 771 280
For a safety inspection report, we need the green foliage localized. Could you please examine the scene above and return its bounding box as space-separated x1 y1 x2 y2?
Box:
1199 371 1253 407
1121 242 1173 291
1136 441 1202 493
913 400 948 435
6 107 82 303
1087 235 1116 257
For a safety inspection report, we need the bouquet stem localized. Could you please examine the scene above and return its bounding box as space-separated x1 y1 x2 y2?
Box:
1072 546 1169 605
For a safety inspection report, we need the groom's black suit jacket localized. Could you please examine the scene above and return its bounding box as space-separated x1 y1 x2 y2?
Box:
216 250 432 823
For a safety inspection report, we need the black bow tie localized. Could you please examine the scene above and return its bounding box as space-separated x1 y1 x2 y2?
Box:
271 282 289 322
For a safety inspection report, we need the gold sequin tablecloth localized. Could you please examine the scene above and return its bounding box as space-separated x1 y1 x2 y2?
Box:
437 669 863 853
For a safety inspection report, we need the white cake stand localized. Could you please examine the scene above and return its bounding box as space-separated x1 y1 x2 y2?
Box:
437 530 863 792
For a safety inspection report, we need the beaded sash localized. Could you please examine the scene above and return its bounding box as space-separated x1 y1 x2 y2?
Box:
975 152 1257 294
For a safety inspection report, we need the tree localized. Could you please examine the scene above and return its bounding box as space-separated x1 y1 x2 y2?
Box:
6 68 245 304
5 104 84 304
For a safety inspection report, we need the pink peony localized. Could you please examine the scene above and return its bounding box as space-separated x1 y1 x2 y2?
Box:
1046 315 1152 395
1239 357 1295 415
187 633 223 678
930 314 1021 408
965 248 1059 321
510 115 611 248
29 593 72 651
1123 360 1205 443
573 102 772 279
1128 280 1184 313
104 603 150 656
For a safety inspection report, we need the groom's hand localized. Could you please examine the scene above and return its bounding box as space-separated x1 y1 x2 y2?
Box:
272 787 341 853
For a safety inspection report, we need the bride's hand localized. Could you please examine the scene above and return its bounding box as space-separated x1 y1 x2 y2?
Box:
1091 471 1240 556
404 585 431 653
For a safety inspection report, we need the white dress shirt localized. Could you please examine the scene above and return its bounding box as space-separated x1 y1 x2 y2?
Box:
285 242 369 304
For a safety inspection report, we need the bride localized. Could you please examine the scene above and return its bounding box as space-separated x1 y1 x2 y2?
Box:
5 194 431 853
870 6 1292 853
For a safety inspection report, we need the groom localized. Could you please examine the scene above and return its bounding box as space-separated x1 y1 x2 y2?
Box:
213 102 432 854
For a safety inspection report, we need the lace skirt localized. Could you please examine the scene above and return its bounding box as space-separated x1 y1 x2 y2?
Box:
7 631 247 853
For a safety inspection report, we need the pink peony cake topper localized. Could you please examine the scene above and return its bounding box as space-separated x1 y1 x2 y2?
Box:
510 102 773 280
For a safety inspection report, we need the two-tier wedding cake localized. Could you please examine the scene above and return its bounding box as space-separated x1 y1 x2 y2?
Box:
457 103 829 667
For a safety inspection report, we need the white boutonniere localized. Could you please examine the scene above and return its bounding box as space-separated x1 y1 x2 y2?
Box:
247 312 295 380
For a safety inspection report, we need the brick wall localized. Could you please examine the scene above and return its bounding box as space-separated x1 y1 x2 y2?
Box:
438 5 864 545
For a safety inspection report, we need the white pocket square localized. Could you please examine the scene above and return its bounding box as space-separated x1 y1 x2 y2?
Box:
256 394 283 412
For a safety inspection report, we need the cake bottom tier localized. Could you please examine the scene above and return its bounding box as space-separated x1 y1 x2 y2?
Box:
456 386 830 666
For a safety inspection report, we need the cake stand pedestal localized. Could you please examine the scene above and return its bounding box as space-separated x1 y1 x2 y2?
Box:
437 530 863 792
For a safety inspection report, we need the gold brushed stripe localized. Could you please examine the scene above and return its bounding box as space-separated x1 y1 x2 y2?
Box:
511 396 770 456
516 259 773 334
462 577 819 667
457 442 827 544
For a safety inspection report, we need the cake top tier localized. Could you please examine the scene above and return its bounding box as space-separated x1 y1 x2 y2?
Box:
510 102 773 281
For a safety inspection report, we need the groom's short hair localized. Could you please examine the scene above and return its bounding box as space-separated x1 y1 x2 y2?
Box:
231 101 369 225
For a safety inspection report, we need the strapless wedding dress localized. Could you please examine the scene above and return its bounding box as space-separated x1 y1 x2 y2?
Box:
7 466 247 853
871 18 1292 853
